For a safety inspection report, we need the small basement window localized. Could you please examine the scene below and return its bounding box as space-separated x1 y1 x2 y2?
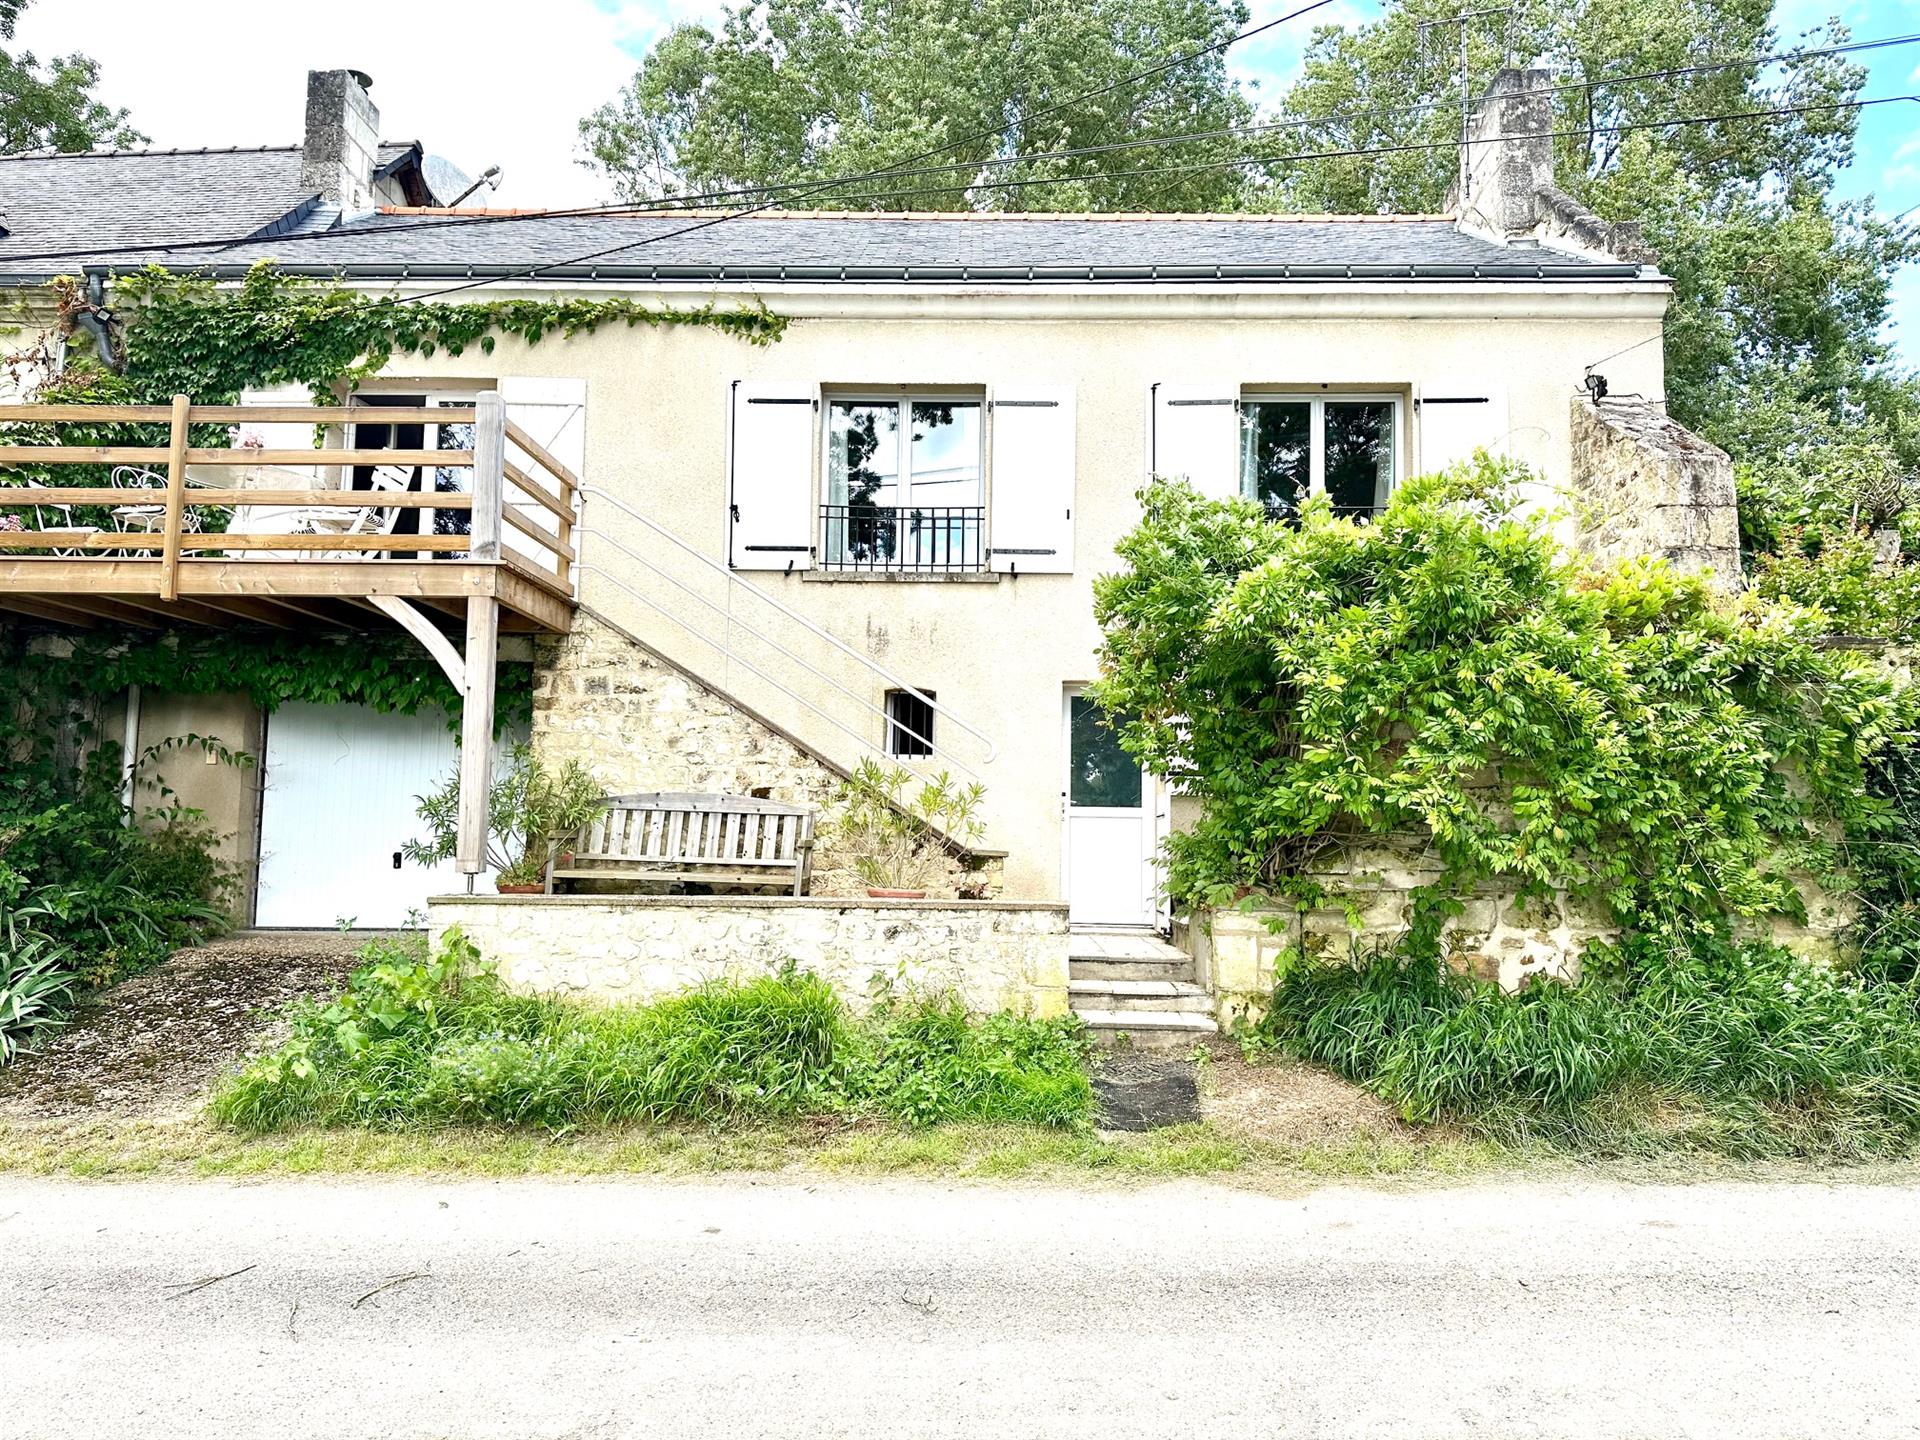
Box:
884 688 936 758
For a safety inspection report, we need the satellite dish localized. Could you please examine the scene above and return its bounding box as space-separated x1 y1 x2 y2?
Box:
420 154 475 207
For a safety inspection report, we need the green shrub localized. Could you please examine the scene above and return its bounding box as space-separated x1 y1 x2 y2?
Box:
846 989 1092 1127
1750 526 1920 642
1091 461 1905 949
1255 940 1920 1157
212 935 1092 1133
0 933 80 1063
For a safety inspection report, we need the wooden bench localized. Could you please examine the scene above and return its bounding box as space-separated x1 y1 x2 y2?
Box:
545 792 816 897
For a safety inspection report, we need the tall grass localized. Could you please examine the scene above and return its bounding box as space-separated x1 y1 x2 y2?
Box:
1256 939 1920 1158
211 935 1092 1133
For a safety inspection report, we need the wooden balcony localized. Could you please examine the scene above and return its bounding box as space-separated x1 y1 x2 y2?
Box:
0 390 581 875
0 394 576 634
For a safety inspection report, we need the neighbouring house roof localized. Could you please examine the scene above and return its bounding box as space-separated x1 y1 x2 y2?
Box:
0 142 435 278
119 207 1650 285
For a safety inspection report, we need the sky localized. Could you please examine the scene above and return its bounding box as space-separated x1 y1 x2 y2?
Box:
13 0 1918 356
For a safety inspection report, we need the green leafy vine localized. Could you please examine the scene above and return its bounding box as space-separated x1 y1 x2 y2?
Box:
4 261 777 736
78 262 783 399
2 628 531 742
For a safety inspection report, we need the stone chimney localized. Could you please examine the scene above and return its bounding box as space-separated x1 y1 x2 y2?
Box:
1449 66 1657 263
301 69 379 213
1449 66 1556 240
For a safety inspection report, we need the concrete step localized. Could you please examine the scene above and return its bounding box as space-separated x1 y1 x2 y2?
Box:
1068 978 1214 1013
1068 956 1195 983
1074 1008 1219 1048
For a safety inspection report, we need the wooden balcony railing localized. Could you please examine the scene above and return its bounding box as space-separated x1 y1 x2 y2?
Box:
0 391 578 604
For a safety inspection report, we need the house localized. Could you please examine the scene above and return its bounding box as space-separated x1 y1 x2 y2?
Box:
0 68 1740 1029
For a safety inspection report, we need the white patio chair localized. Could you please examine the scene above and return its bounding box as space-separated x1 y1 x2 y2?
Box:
224 464 412 559
108 465 205 538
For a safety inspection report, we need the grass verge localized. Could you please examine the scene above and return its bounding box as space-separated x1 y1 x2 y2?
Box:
0 1115 1518 1187
209 933 1091 1133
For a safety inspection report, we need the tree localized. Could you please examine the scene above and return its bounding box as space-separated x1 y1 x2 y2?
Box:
1254 0 1918 520
579 0 1258 212
0 0 144 153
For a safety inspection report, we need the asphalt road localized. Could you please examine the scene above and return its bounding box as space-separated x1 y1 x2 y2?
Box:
4 1173 1916 1439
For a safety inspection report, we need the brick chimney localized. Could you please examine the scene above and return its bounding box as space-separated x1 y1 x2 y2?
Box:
301 69 379 213
1449 66 1556 240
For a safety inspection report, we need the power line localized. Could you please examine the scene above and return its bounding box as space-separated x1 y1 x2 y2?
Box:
55 94 1919 285
641 34 1920 210
386 0 1346 304
548 95 1920 222
418 27 1920 220
2 26 1912 271
382 26 1920 299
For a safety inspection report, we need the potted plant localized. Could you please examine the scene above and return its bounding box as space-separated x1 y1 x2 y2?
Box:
405 745 605 895
829 758 985 900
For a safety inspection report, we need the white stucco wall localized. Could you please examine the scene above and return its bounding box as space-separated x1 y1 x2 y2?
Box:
378 278 1671 902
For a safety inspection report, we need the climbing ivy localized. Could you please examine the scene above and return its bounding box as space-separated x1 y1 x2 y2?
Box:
67 262 784 400
0 262 771 742
0 627 532 741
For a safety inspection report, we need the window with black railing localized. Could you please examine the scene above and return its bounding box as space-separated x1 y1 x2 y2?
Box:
819 503 985 572
824 396 985 573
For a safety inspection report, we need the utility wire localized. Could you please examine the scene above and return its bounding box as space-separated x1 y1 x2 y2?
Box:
386 27 1920 298
52 95 1916 281
386 0 1345 304
4 27 1913 271
596 26 1920 212
494 95 1916 224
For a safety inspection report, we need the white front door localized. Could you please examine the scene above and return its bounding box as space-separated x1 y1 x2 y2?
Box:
1063 692 1155 927
254 702 467 928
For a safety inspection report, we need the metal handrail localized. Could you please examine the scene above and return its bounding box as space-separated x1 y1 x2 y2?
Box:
578 562 975 783
577 527 960 776
578 484 997 764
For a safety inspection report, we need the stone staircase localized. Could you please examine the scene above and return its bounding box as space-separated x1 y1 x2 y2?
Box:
1068 928 1218 1048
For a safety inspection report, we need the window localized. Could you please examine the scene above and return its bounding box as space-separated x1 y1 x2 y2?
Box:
1239 395 1399 520
1068 695 1142 809
349 391 477 557
885 688 936 758
823 397 984 571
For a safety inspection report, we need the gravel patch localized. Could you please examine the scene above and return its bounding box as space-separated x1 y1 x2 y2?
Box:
0 932 379 1123
1196 1039 1406 1144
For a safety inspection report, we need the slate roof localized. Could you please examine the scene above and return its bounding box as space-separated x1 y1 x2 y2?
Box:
0 147 1651 285
0 142 430 275
123 207 1648 284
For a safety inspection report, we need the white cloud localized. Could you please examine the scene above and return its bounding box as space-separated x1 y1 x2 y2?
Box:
12 0 685 207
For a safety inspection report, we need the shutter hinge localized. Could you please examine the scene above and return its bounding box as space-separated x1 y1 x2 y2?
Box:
730 503 740 522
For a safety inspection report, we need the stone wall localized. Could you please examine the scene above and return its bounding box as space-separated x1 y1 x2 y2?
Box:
1569 395 1741 584
531 609 1002 899
1181 834 1856 1025
429 895 1069 1016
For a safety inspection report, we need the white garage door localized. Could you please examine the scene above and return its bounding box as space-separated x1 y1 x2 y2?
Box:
255 702 474 928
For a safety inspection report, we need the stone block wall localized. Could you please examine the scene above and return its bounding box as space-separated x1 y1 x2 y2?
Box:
531 609 1002 899
1182 833 1856 1025
1569 395 1741 584
429 895 1069 1017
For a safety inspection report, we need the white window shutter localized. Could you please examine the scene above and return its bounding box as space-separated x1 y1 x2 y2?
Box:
729 382 816 571
987 385 1075 575
1151 382 1240 499
1415 382 1510 478
238 383 316 453
500 378 587 575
